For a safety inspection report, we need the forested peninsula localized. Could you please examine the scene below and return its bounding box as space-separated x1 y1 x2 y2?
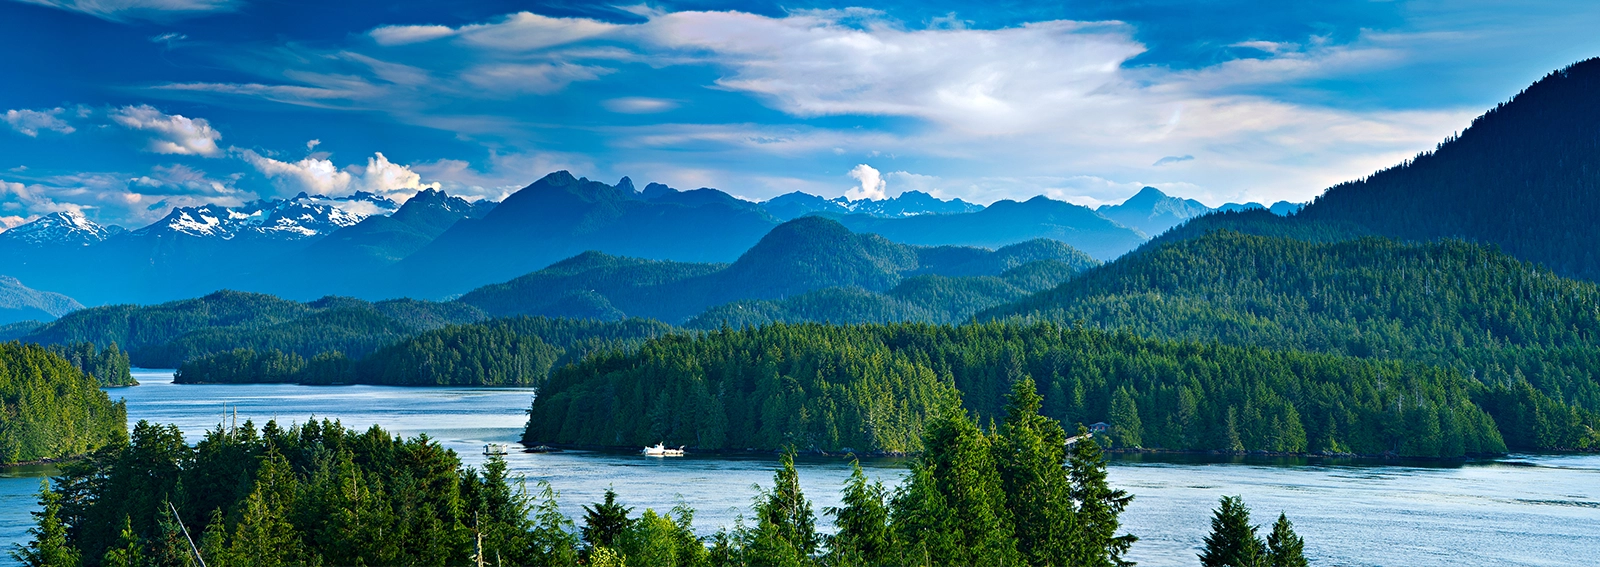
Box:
0 342 128 464
524 322 1516 458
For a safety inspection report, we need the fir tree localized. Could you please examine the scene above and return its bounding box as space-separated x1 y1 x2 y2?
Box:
1068 425 1136 566
1264 513 1307 567
996 377 1076 566
100 516 144 567
749 449 819 564
582 488 635 551
12 481 81 567
1109 387 1143 448
1200 496 1263 567
824 462 892 566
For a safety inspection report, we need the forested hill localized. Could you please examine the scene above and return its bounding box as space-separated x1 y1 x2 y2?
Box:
21 290 487 368
525 322 1511 457
0 342 127 463
1158 58 1600 281
983 231 1600 449
458 216 1099 324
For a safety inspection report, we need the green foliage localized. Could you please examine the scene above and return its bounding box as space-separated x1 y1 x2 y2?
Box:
22 290 488 368
583 488 635 551
1200 496 1261 567
1265 513 1308 567
45 343 134 387
824 462 892 567
175 316 673 386
527 322 1508 457
991 231 1600 450
750 450 820 561
0 342 128 464
38 419 576 567
11 481 81 567
525 324 964 453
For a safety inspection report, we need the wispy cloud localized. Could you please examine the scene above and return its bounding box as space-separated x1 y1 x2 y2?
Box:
4 108 75 137
1153 155 1194 166
14 0 239 22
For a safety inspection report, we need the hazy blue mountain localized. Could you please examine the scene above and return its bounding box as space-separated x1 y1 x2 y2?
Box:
0 275 83 325
389 171 781 299
1163 58 1600 282
829 195 1146 260
761 190 983 220
458 216 1099 323
1095 186 1212 237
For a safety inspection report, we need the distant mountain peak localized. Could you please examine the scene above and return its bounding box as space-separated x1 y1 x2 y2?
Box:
761 189 983 220
1096 187 1213 237
1 210 121 246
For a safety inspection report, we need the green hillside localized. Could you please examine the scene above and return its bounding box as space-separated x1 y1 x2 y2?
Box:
0 342 127 464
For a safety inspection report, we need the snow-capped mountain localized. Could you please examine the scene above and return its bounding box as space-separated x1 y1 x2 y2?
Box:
0 210 124 246
762 190 984 220
134 192 399 240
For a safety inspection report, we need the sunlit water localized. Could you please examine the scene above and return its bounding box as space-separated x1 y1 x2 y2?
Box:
2 368 1597 566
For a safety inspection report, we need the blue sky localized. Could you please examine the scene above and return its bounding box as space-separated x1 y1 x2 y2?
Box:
2 0 1599 229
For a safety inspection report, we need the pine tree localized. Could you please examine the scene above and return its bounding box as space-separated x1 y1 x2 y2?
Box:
890 406 1020 567
12 481 81 567
1109 387 1143 448
1068 425 1136 567
996 377 1075 566
582 488 635 551
100 516 145 567
1264 513 1307 567
824 461 892 566
748 448 819 564
1200 496 1263 567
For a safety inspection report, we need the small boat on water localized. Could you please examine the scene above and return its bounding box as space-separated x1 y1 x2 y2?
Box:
642 443 685 457
484 443 510 456
524 445 562 454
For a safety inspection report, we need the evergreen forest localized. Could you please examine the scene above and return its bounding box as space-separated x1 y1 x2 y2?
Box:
0 342 128 464
14 380 1166 567
525 322 1520 457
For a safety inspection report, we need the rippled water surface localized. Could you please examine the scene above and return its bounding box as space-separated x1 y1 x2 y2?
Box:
2 369 1597 566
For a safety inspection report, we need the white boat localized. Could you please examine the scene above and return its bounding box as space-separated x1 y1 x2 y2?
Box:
642 443 685 457
484 443 510 456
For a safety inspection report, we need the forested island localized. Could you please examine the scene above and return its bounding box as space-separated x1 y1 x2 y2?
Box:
13 380 1309 567
525 322 1521 458
0 342 128 464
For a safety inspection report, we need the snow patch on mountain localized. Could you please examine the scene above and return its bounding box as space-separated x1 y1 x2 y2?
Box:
0 210 124 246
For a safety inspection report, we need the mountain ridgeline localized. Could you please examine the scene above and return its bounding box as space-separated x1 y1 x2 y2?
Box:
1162 57 1600 283
457 216 1100 325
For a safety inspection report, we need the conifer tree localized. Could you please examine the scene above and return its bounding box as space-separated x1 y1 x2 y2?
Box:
996 377 1075 566
1200 496 1262 567
1068 425 1136 566
1109 387 1143 448
891 406 1020 567
749 449 819 564
824 462 892 566
13 482 81 567
100 516 144 567
583 488 635 551
1264 513 1307 567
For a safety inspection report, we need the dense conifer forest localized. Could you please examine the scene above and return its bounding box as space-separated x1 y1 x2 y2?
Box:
525 322 1517 457
0 343 127 464
175 317 674 386
46 342 135 387
15 382 1158 567
986 231 1600 449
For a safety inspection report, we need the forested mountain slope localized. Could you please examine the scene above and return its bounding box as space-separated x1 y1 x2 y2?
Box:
831 196 1145 261
985 231 1600 449
20 290 487 367
1160 58 1600 281
459 217 1099 324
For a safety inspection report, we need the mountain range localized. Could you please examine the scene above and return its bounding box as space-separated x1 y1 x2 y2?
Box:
0 171 1200 305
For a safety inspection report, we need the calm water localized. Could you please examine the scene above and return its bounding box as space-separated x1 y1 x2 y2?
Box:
2 368 1597 566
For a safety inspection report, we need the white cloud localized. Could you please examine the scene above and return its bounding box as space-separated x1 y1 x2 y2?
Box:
845 164 887 201
460 63 614 95
236 148 439 201
16 0 238 22
4 108 75 136
369 24 455 46
110 104 223 156
602 97 678 114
